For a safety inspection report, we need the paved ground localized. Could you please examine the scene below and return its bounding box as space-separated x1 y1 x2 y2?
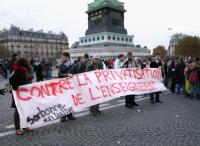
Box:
0 78 200 146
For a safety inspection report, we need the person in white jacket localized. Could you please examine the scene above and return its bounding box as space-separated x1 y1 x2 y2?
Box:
114 54 126 69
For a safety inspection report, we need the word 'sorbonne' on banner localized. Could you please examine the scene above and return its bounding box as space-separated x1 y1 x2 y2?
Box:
13 68 166 128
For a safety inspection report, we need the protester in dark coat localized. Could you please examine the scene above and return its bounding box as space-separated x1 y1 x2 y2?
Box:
44 58 52 80
86 56 103 116
82 53 91 70
175 59 186 94
9 53 18 74
58 52 76 122
34 59 45 82
9 58 33 135
149 53 163 103
168 60 176 93
122 52 139 108
163 59 170 88
74 56 88 74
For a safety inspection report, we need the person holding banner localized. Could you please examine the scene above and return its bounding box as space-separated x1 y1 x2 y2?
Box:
9 58 33 135
114 54 125 69
86 55 103 116
149 53 163 103
58 52 76 122
122 52 139 109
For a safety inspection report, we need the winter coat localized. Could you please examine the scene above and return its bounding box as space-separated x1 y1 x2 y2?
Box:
175 63 186 84
58 60 75 78
9 67 31 108
123 60 138 68
168 65 176 80
74 60 90 74
86 63 103 72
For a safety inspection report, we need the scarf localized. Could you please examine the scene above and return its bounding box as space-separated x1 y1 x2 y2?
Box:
13 65 32 80
63 59 74 68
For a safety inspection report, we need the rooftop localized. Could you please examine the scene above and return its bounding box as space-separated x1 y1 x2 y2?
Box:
0 25 68 40
87 0 126 13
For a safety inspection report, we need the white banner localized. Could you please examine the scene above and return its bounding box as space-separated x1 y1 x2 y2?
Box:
13 68 166 128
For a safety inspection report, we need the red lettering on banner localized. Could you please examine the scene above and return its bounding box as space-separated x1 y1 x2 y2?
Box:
145 68 151 79
76 75 86 86
77 73 92 86
102 70 113 82
14 68 164 104
125 82 131 91
119 82 129 92
66 78 74 90
100 86 108 97
16 88 31 101
152 70 158 79
109 70 116 80
71 93 85 106
89 87 101 100
83 73 92 84
128 82 136 91
106 85 115 97
125 68 133 78
158 69 162 79
98 85 116 98
122 70 128 80
30 86 41 97
135 69 144 79
111 83 121 94
132 82 139 91
40 84 51 97
59 79 69 93
140 82 147 91
94 71 102 83
156 69 162 79
113 70 124 80
48 82 59 96
143 69 161 80
141 68 162 80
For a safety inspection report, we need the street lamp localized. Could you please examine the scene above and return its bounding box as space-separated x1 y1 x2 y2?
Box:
168 28 172 57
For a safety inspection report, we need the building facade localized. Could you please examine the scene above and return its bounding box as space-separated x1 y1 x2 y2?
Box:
0 25 69 59
68 0 150 58
168 33 187 56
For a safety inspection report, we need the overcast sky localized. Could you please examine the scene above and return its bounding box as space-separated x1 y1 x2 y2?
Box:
0 0 200 50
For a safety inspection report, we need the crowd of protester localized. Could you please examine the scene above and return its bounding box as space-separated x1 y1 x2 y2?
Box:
0 55 53 82
0 51 199 135
163 57 200 99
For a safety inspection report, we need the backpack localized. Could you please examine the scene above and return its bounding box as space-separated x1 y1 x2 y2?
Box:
189 70 198 84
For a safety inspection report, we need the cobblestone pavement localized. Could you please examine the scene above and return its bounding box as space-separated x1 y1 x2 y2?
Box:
0 79 200 146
